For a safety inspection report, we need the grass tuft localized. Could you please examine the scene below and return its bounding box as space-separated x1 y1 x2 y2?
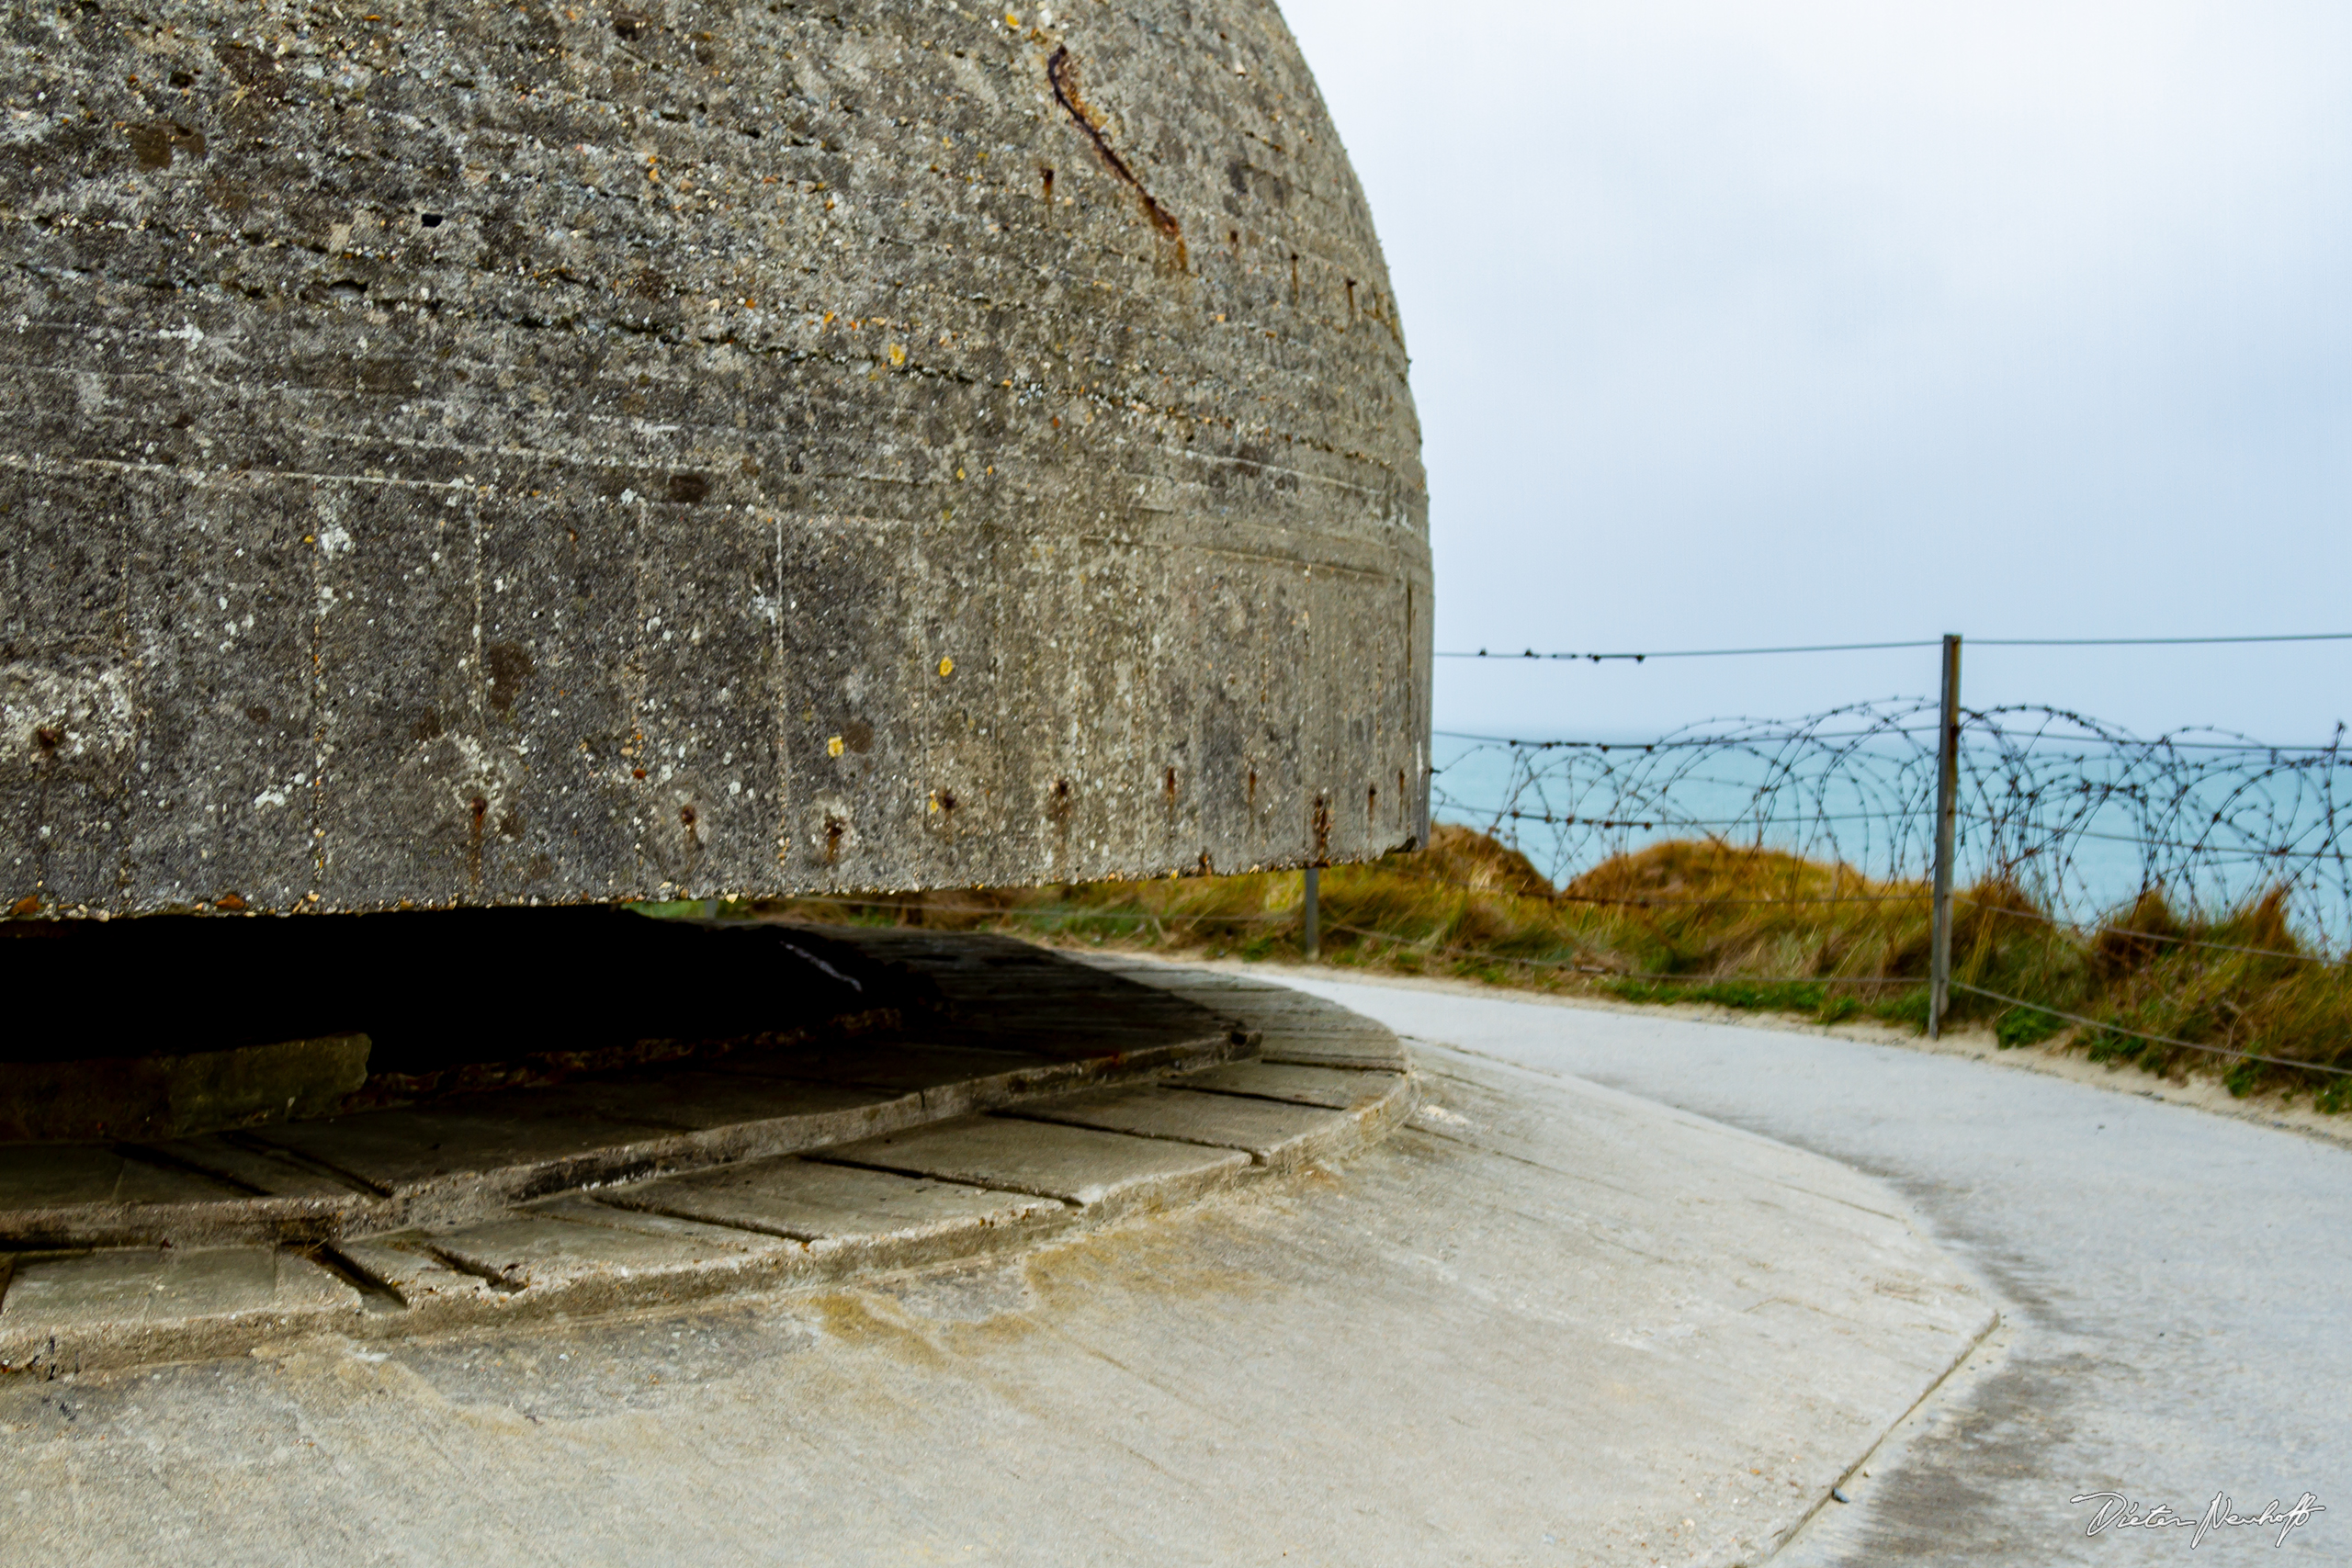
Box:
742 823 2352 1106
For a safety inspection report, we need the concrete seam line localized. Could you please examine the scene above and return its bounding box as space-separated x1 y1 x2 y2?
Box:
1760 1308 2008 1562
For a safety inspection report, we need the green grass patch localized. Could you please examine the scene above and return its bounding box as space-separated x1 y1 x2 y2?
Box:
1610 978 1828 1011
1996 1006 2068 1050
1871 988 1933 1030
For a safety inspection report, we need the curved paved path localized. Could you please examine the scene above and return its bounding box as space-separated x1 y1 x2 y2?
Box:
0 962 1990 1568
1265 971 2349 1565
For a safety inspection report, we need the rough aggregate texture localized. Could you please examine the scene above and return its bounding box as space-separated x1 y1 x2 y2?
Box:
0 1037 1990 1567
0 0 1430 915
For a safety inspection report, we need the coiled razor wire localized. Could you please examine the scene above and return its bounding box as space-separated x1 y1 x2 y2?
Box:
1432 701 2352 951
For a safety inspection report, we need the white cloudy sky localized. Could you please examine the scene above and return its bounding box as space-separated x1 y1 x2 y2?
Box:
1280 2 2352 743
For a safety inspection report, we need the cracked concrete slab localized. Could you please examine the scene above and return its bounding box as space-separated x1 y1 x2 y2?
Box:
1178 1060 1409 1112
815 1115 1253 1214
0 1246 360 1371
602 1156 1065 1246
1012 1085 1349 1167
425 1211 781 1293
0 1146 246 1211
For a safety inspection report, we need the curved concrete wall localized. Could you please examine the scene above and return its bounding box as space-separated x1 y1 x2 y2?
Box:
0 1 1429 915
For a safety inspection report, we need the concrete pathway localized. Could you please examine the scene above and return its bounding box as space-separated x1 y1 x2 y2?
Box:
0 968 1988 1567
1260 969 2350 1564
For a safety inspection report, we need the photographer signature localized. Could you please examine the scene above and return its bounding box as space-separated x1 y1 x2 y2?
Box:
2072 1490 2324 1548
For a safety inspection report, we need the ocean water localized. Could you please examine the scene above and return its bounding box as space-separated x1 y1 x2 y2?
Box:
1430 712 2352 949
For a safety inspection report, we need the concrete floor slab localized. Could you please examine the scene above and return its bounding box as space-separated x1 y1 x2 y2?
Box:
426 1211 778 1294
1013 1086 1347 1167
14 1244 353 1319
1077 961 1407 1070
248 1099 684 1189
816 1115 1251 1212
1253 1028 1412 1068
481 1071 891 1134
947 1020 1252 1066
0 940 1249 1257
1179 1061 1407 1111
0 1145 247 1210
149 1135 377 1201
0 1246 359 1371
602 1156 1065 1243
703 1042 1055 1093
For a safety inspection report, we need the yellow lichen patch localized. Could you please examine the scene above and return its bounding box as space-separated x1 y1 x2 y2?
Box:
887 342 907 367
937 657 955 677
827 735 845 758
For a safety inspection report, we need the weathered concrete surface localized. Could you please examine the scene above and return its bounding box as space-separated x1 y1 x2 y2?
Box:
818 1113 1252 1213
0 929 1250 1249
0 1039 1988 1567
1014 1081 1351 1167
0 952 1411 1366
0 1244 363 1372
1180 1057 1406 1111
0 1032 368 1143
0 1143 245 1212
0 0 1430 918
605 1154 1066 1245
424 1205 784 1292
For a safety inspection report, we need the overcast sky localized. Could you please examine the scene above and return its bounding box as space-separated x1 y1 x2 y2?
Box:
1279 2 2352 744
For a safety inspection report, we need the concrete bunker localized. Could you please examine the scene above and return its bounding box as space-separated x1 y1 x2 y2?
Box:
0 3 1426 1148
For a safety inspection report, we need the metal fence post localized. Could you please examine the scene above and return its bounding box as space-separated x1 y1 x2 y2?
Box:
1929 633 1962 1037
1302 865 1320 961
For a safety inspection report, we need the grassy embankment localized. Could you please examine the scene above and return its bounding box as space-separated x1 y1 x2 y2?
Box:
729 825 2352 1111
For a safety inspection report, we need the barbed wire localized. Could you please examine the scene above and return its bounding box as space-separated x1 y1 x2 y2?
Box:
1437 726 1942 748
1437 727 2352 753
1497 807 1907 830
1440 640 1939 662
1435 699 2352 948
1439 631 2352 661
767 877 1930 925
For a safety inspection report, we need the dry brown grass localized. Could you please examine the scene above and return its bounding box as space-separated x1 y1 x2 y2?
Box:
718 824 2351 1111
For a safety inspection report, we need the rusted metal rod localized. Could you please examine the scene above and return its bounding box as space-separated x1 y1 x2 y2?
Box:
1929 634 1962 1038
1303 866 1321 961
